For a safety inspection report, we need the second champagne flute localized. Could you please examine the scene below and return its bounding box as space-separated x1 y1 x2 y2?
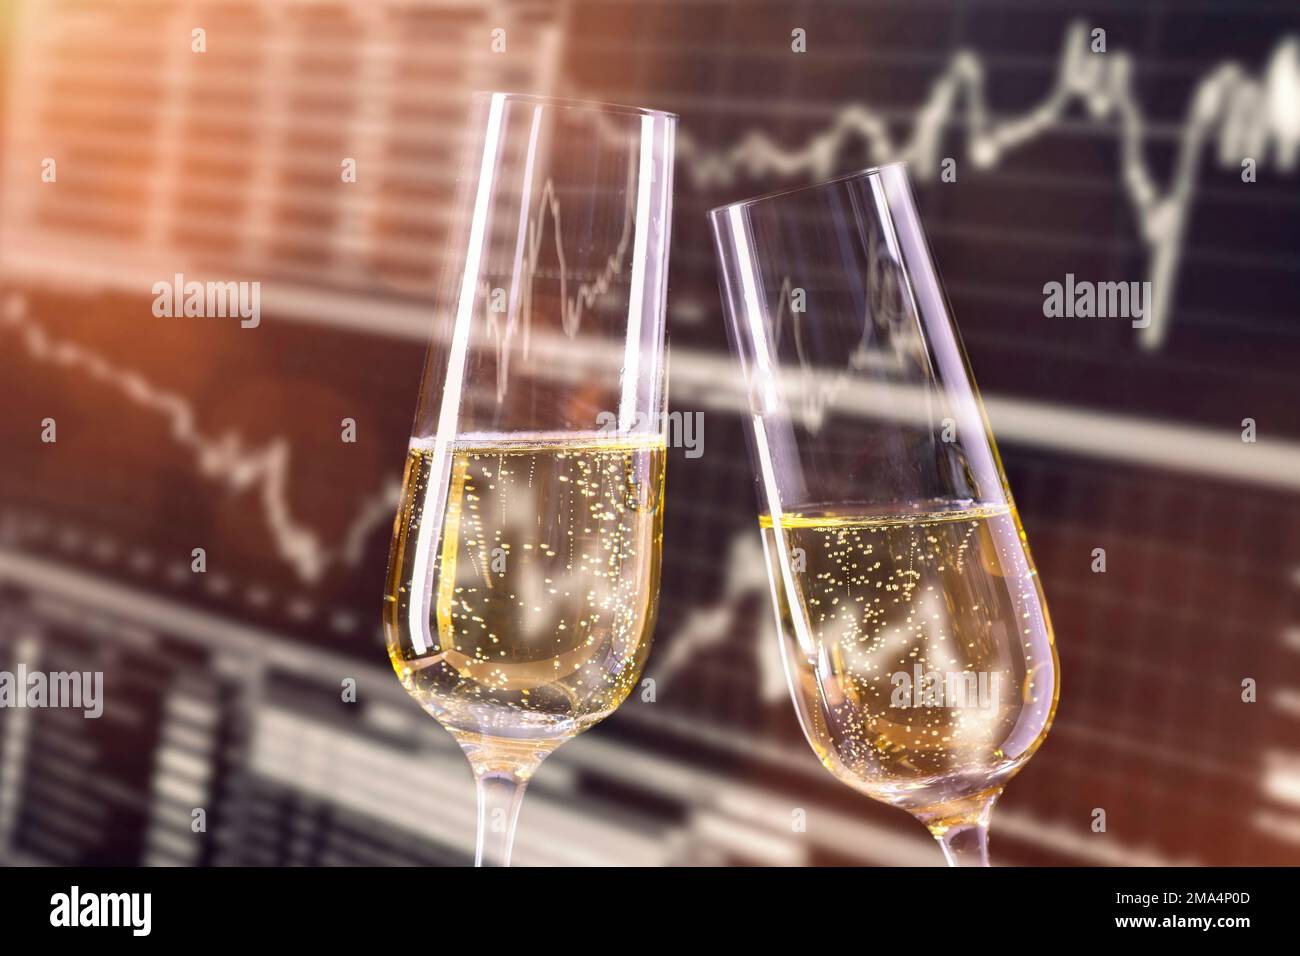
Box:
384 93 676 866
710 162 1058 866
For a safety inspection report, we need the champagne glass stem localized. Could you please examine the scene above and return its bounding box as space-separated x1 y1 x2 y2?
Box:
474 771 527 867
934 820 990 867
919 789 999 868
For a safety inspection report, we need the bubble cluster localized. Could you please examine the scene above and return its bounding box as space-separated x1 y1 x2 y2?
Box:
386 436 664 744
761 505 1057 810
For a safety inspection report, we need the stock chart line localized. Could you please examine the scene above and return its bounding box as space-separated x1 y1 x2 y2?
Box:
675 21 1300 349
0 152 643 587
0 294 400 585
5 20 1297 586
483 148 641 401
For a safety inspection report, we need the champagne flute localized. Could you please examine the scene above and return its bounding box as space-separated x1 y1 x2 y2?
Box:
709 163 1058 866
384 93 675 866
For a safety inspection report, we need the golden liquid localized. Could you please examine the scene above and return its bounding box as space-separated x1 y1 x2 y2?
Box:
384 434 664 766
760 504 1058 823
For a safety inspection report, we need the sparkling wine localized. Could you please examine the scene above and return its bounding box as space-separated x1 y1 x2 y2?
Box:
385 434 665 760
759 503 1058 821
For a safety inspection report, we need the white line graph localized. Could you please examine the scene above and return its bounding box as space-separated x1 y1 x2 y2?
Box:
0 139 646 589
3 15 1294 361
0 294 400 585
482 147 643 401
4 16 1300 588
676 21 1300 349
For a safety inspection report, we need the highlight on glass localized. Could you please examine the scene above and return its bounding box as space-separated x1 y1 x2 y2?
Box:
709 162 1059 866
384 92 676 866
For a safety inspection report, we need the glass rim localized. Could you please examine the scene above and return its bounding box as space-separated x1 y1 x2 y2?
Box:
471 90 678 120
707 161 909 218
